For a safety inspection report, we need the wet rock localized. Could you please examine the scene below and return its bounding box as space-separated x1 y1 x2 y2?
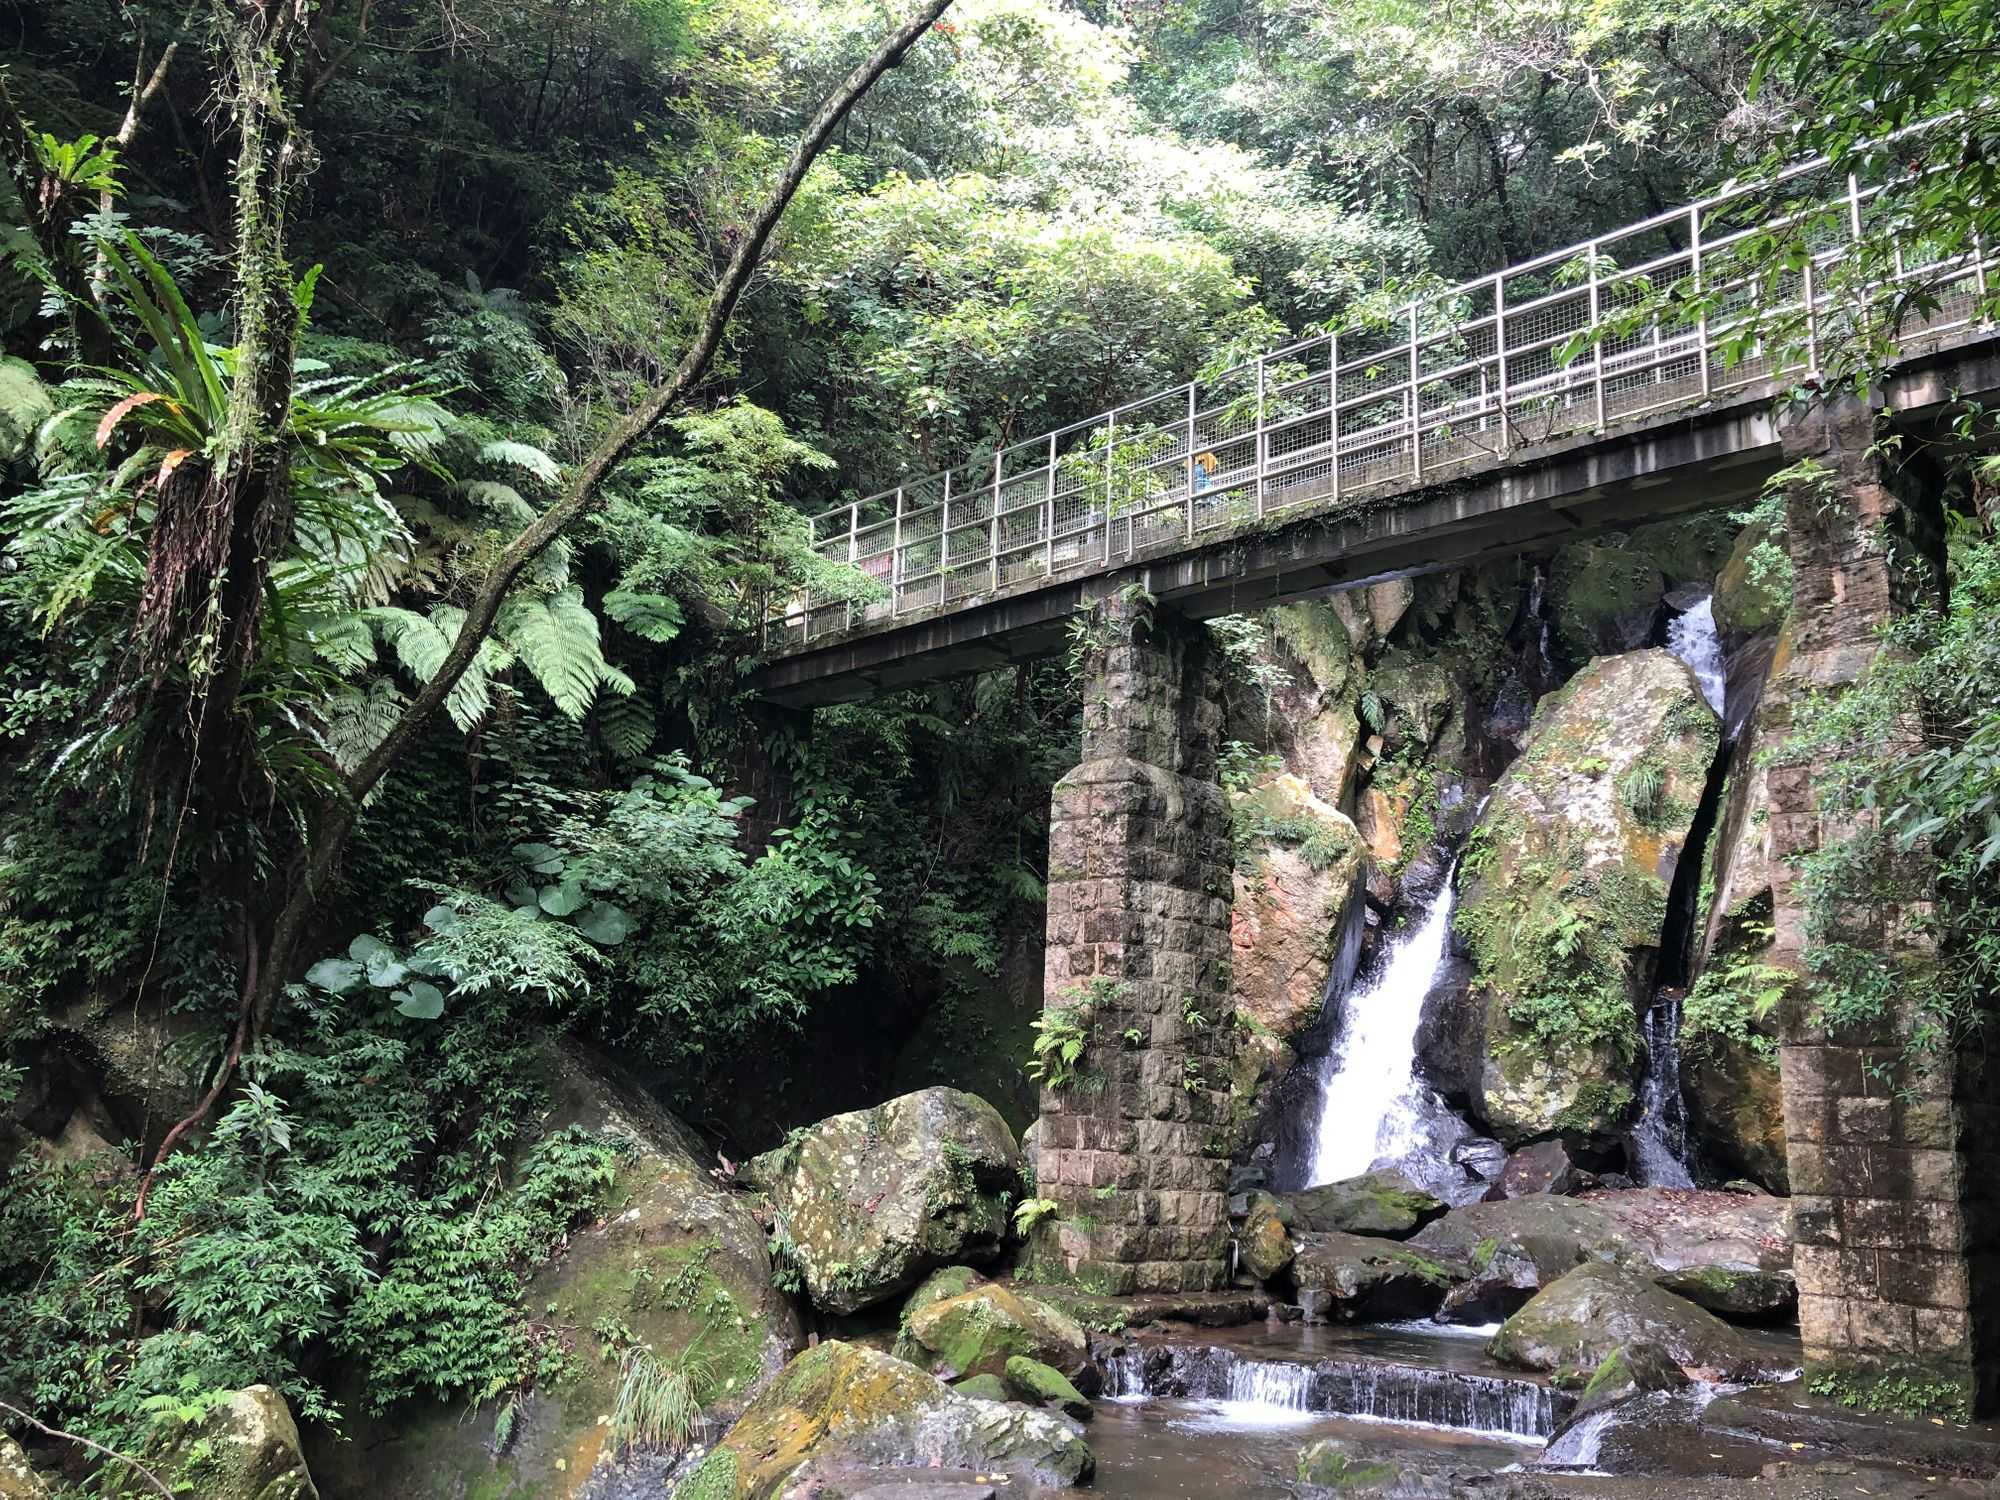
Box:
1297 1288 1334 1324
0 1436 49 1499
1653 1265 1796 1319
1434 1237 1541 1325
1702 1384 2000 1481
902 1283 1093 1387
672 1341 1092 1498
744 1087 1024 1314
1412 1189 1794 1319
1296 1437 1404 1493
1569 1341 1690 1422
1285 1169 1446 1239
1489 1263 1786 1383
1450 1137 1508 1183
1413 952 1482 1103
1242 1198 1297 1281
1456 650 1720 1145
1712 518 1790 646
1289 1231 1463 1320
1496 1140 1581 1198
123 1386 318 1499
849 1483 998 1500
1003 1356 1092 1421
1549 542 1664 664
306 1038 801 1500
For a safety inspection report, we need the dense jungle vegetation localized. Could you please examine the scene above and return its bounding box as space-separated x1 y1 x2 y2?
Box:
1 0 1996 1485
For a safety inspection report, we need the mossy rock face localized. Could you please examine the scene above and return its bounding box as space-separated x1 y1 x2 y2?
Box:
1455 649 1719 1144
306 1039 802 1500
903 1283 1092 1386
1654 1264 1797 1319
676 1341 1092 1499
950 1374 1010 1403
745 1089 1024 1316
1002 1356 1092 1421
1285 1169 1445 1240
1367 647 1457 758
1550 543 1665 666
1570 1341 1689 1422
1624 514 1741 590
118 1386 319 1500
1290 1231 1465 1320
0 1435 49 1500
1296 1438 1403 1493
1712 519 1791 644
1488 1263 1788 1384
1240 1200 1296 1282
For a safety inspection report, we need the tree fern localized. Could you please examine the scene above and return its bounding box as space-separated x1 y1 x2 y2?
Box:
598 694 655 758
500 586 610 719
478 438 559 485
458 478 536 526
320 677 408 772
603 589 683 644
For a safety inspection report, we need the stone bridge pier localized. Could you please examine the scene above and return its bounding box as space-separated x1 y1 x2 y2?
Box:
1769 398 1999 1416
1030 581 1235 1295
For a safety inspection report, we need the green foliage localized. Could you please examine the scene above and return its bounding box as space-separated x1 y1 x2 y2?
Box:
1682 922 1790 1064
1027 1004 1093 1092
611 1345 708 1457
1012 1197 1061 1235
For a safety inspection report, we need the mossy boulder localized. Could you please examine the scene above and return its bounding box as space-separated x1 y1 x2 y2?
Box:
672 1341 1092 1498
1003 1356 1092 1421
1240 1198 1297 1282
1229 776 1366 1043
1367 647 1457 759
1266 601 1366 809
1285 1169 1445 1240
118 1386 318 1500
306 1039 801 1500
745 1088 1024 1315
1550 542 1665 665
1455 649 1720 1144
902 1265 990 1325
1290 1231 1464 1320
950 1374 1010 1403
1624 514 1741 591
1489 1263 1788 1385
0 1436 49 1500
902 1283 1093 1386
1654 1264 1797 1319
1296 1438 1403 1493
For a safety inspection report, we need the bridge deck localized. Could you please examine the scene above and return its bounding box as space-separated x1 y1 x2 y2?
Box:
753 150 2000 707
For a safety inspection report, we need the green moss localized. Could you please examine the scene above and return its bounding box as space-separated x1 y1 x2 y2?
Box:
671 1446 741 1500
1003 1355 1088 1415
1553 1081 1634 1133
953 1373 1011 1402
1297 1439 1401 1491
1470 1237 1499 1273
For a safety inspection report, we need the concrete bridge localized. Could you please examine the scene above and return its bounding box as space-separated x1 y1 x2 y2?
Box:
754 156 2000 1414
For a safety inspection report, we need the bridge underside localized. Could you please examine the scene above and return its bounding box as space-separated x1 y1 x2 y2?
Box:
750 336 2000 708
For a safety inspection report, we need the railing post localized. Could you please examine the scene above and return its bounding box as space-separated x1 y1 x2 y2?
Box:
1255 355 1268 519
1692 206 1711 399
1408 303 1423 482
845 502 859 633
1847 173 1864 241
1184 382 1197 539
989 452 1002 594
1493 273 1509 452
891 487 905 618
1803 258 1820 375
1044 432 1057 579
1588 241 1607 433
941 468 952 605
1328 331 1342 503
1104 408 1116 563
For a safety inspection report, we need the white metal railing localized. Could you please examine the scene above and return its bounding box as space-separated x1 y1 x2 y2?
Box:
764 142 1996 655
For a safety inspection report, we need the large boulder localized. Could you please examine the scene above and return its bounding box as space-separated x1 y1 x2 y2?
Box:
118 1386 318 1499
1240 1197 1297 1281
1265 602 1368 808
901 1283 1093 1387
1454 650 1720 1144
1711 518 1791 647
1549 542 1665 665
1285 1170 1445 1239
306 1039 802 1500
0 1436 49 1500
1411 1189 1794 1319
1488 1262 1790 1383
1569 1341 1691 1423
745 1088 1024 1315
1289 1231 1463 1320
670 1342 1092 1499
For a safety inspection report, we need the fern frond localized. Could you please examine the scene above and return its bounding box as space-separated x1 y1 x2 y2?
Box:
598 694 655 759
499 586 607 719
603 589 683 644
459 479 536 527
479 439 559 485
320 676 408 772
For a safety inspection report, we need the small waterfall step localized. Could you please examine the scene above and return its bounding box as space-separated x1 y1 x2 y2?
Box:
1103 1339 1571 1440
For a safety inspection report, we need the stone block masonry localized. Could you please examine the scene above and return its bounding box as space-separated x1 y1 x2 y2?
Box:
1768 396 1999 1418
1031 580 1236 1295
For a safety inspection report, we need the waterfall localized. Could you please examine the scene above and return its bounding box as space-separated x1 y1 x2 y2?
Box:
1667 595 1726 715
1100 1343 1565 1440
1629 988 1694 1187
1306 871 1459 1187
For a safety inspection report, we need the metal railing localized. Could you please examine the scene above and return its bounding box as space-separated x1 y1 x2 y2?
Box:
765 142 1995 655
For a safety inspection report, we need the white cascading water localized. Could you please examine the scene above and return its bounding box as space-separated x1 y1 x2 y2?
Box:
1627 594 1728 1188
1667 595 1726 715
1307 872 1459 1187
